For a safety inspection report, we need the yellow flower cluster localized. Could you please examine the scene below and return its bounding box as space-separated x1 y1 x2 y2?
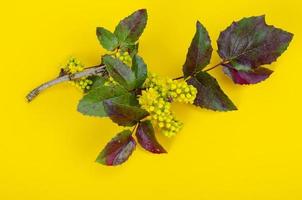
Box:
138 73 197 137
144 73 197 104
64 57 84 74
69 78 93 91
138 88 183 137
104 76 118 86
115 50 132 66
64 57 93 91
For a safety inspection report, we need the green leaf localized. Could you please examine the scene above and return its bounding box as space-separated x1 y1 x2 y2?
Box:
132 55 147 88
114 9 148 44
96 130 136 166
107 92 139 106
120 43 140 58
183 21 213 77
128 43 139 57
103 97 149 126
77 84 128 117
136 120 166 154
96 27 119 51
187 71 237 111
217 15 293 71
103 55 136 90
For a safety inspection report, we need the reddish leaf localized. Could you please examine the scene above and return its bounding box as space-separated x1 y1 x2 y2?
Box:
114 9 148 44
136 120 166 154
187 71 237 111
183 21 212 77
96 130 136 166
218 15 293 70
223 64 273 85
103 99 148 126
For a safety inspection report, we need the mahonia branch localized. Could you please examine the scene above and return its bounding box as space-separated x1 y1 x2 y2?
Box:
26 9 294 166
26 64 105 102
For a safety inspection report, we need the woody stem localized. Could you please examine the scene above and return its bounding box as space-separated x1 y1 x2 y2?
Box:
26 64 105 102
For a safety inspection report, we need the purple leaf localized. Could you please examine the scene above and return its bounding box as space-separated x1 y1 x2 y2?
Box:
187 71 237 111
136 120 166 154
96 130 136 166
114 9 148 44
183 21 213 77
217 15 293 70
223 64 273 85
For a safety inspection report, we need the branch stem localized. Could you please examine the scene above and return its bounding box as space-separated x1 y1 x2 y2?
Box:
172 60 226 80
26 64 105 102
203 61 224 72
173 76 184 80
131 123 139 135
26 60 228 102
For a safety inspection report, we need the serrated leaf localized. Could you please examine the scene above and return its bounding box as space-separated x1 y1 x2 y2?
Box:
136 120 166 154
96 130 136 166
183 21 213 77
223 64 273 85
96 27 119 51
103 97 149 126
217 15 293 71
187 71 237 111
103 55 136 90
132 55 147 88
114 9 147 44
77 84 128 117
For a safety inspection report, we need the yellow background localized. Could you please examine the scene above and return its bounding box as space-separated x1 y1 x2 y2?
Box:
1 0 302 199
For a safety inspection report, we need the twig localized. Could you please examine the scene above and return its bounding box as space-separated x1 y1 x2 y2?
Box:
26 59 227 102
203 61 225 72
173 76 184 80
26 65 105 102
172 61 226 80
131 123 139 135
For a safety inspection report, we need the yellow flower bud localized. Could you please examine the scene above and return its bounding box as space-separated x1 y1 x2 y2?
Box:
171 84 177 90
149 106 155 111
165 123 171 128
